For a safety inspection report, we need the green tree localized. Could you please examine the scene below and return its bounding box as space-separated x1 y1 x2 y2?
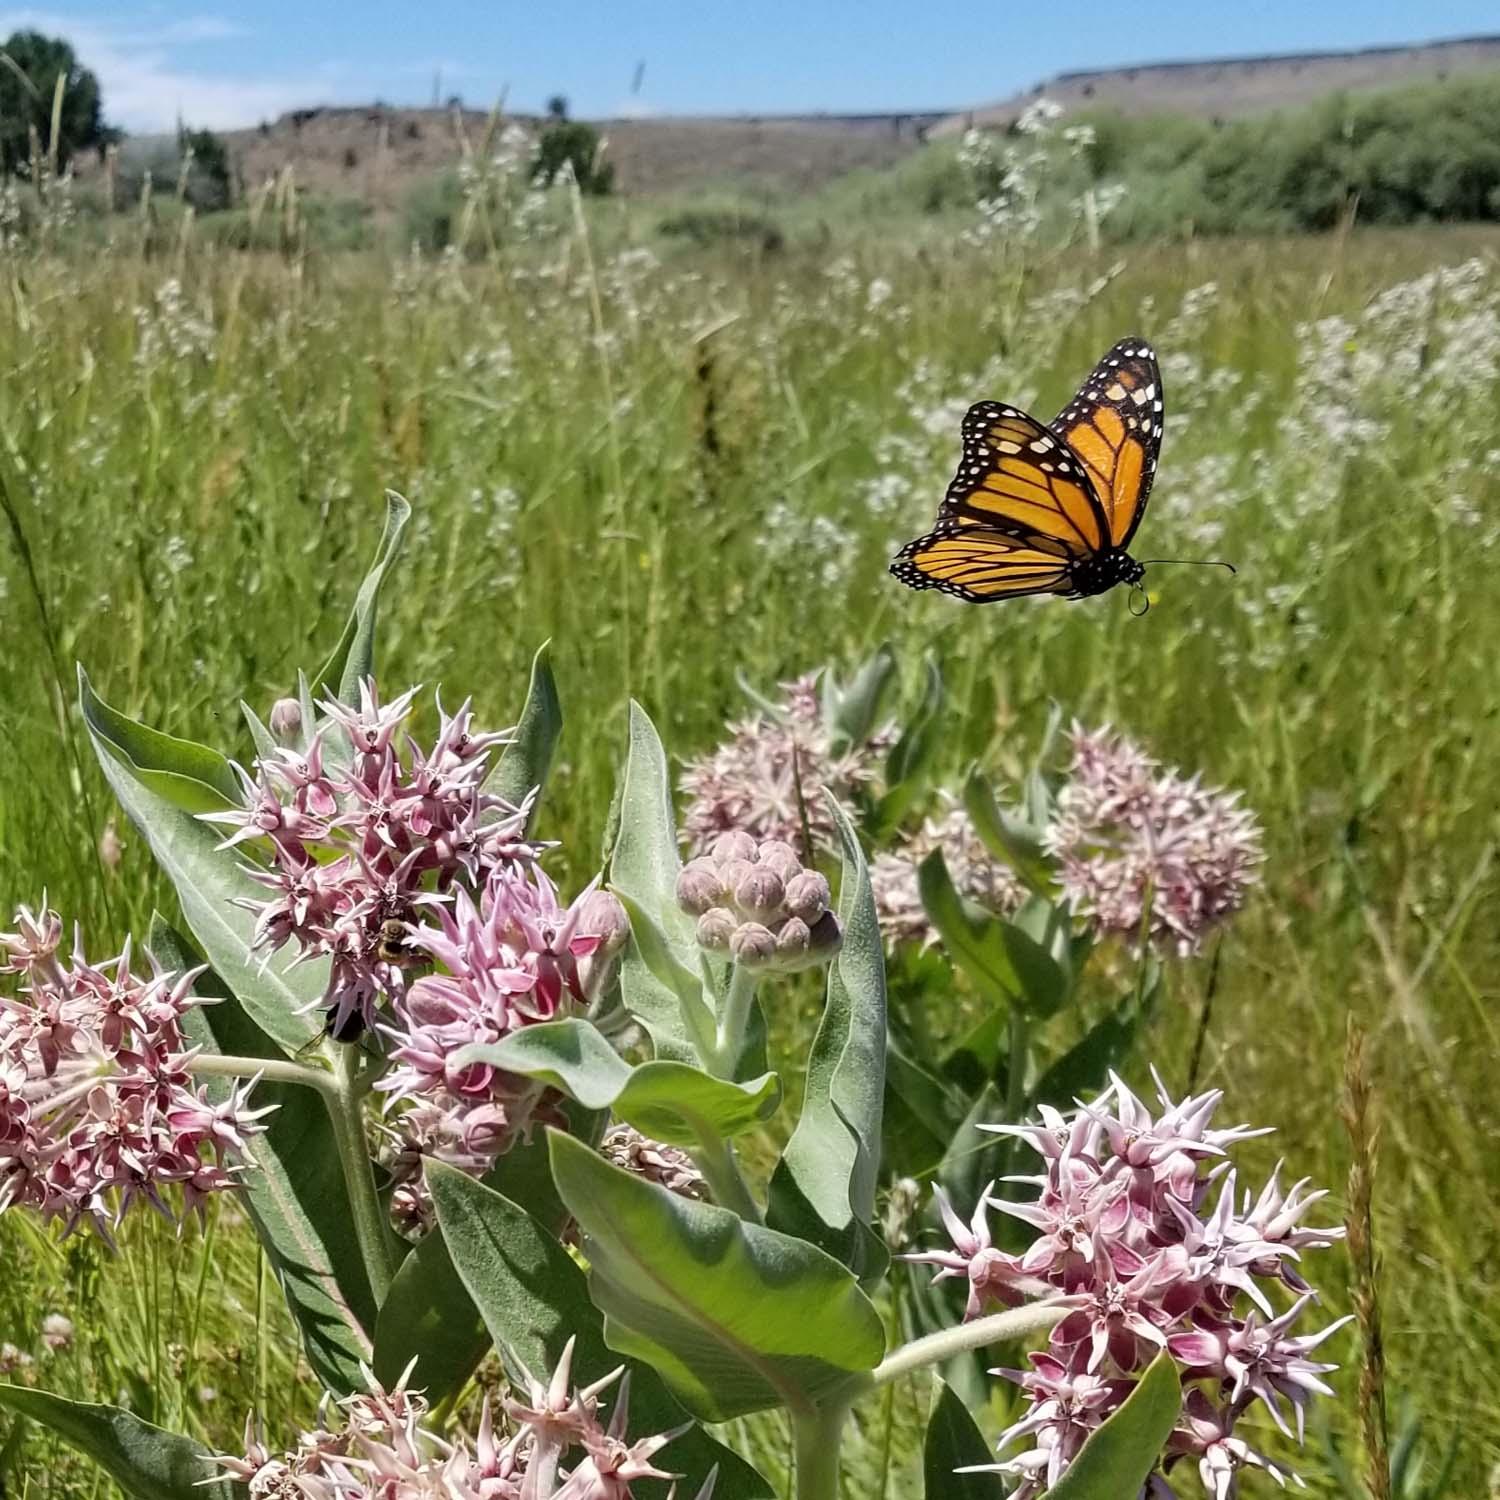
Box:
531 118 614 195
0 29 106 174
179 125 233 210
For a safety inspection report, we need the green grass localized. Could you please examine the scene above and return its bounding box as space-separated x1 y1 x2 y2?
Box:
2 217 1499 1495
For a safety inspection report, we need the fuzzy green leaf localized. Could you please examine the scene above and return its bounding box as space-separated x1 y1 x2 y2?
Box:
923 1381 1004 1500
310 489 412 705
429 1162 771 1500
1045 1353 1182 1500
550 1131 885 1421
152 916 376 1395
82 670 325 1053
963 770 1055 895
454 1019 780 1146
768 798 887 1282
827 642 896 755
0 1387 229 1500
609 702 703 1063
486 640 562 821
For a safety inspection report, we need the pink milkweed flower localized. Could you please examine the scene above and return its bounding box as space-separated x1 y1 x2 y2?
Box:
910 1074 1346 1498
898 1181 1025 1319
0 905 270 1240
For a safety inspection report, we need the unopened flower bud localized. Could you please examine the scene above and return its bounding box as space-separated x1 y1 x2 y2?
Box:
729 921 778 969
784 870 831 923
577 890 630 955
807 910 842 957
775 916 811 962
734 868 785 923
268 697 304 743
718 858 755 895
696 907 738 951
675 859 725 915
757 839 803 881
711 831 757 866
98 819 123 871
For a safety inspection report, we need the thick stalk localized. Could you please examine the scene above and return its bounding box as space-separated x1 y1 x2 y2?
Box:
186 1051 337 1097
861 1301 1067 1393
792 1400 849 1500
689 1126 761 1223
327 1042 399 1303
714 963 758 1074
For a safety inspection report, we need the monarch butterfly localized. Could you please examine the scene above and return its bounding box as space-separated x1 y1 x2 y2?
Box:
890 337 1208 604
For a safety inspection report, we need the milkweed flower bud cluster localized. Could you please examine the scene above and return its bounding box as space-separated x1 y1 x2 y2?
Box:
205 680 544 1038
678 673 895 854
869 801 1026 947
1046 725 1263 955
0 904 271 1240
903 1072 1347 1499
216 1340 716 1500
677 831 841 972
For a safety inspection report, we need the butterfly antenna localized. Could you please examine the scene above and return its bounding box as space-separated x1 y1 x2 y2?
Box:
1139 558 1238 574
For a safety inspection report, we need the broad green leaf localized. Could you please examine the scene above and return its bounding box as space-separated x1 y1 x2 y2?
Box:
609 702 702 1063
240 700 278 762
828 642 896 755
309 489 412 705
924 1381 1004 1500
429 1162 771 1500
918 848 1019 1007
82 670 325 1053
997 919 1068 1019
551 1131 885 1422
486 640 562 819
373 1117 591 1407
883 1036 965 1180
611 890 717 1064
963 771 1054 895
75 675 238 812
768 799 887 1282
0 1387 229 1500
152 916 376 1395
1045 1353 1181 1500
454 1019 780 1147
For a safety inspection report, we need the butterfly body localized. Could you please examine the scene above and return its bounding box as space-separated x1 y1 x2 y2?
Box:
890 338 1164 604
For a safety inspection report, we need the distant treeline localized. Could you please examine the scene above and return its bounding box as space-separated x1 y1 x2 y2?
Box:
1091 72 1500 237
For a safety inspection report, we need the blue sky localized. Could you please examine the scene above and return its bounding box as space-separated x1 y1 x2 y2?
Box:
3 2 1499 133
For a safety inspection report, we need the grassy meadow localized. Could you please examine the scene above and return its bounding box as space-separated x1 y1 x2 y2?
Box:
1 201 1499 1496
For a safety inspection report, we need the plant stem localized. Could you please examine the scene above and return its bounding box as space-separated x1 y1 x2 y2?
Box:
715 963 758 1073
860 1301 1067 1392
689 1126 762 1223
186 1051 338 1097
327 1041 398 1304
792 1400 849 1500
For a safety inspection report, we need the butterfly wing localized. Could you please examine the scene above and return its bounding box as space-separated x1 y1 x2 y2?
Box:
890 522 1074 603
938 401 1110 559
1050 337 1164 550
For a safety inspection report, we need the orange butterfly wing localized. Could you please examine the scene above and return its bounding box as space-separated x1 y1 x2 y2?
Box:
1050 337 1164 550
938 402 1110 558
890 522 1073 603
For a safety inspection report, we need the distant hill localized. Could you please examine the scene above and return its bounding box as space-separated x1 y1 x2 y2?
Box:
931 32 1500 136
75 33 1500 210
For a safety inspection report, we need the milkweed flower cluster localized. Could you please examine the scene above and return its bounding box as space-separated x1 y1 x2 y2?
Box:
869 801 1025 947
0 904 271 1240
374 870 629 1232
903 1073 1347 1499
210 681 631 1221
678 674 895 854
601 1124 708 1201
1046 725 1263 955
676 830 841 972
871 725 1261 956
217 1340 716 1500
205 680 544 1038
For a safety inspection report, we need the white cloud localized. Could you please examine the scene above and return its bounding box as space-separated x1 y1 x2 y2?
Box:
0 9 342 132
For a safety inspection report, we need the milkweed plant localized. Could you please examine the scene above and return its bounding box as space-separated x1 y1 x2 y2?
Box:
0 494 1347 1500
